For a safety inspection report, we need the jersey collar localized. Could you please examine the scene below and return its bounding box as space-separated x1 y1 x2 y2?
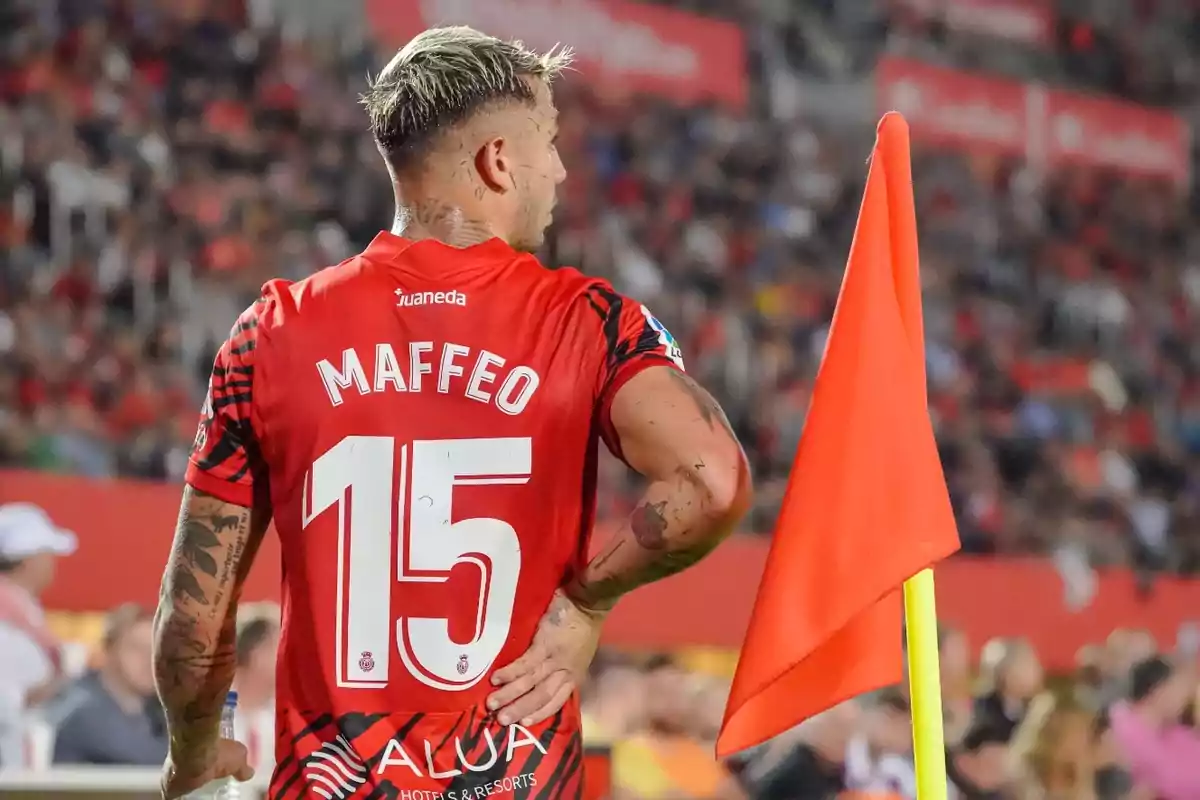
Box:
364 230 517 263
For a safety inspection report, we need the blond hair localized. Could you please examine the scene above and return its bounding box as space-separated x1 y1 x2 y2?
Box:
1013 703 1097 800
361 26 573 171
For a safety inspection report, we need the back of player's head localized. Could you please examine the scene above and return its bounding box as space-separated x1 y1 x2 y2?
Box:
361 26 573 175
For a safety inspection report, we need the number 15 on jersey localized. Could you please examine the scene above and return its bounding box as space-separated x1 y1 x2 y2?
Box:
302 436 530 692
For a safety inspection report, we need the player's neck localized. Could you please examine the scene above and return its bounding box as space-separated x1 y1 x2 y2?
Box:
392 198 502 249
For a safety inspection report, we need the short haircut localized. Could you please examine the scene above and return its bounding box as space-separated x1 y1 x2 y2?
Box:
642 653 679 673
864 686 910 714
361 26 573 173
1129 656 1172 702
103 603 152 650
236 616 279 667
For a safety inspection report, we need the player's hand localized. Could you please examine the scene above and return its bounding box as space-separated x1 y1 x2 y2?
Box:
161 739 254 799
487 590 606 727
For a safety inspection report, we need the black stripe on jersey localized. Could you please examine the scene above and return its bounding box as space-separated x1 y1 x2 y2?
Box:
211 364 254 377
445 709 566 799
584 291 607 322
584 283 625 369
211 392 251 410
359 711 427 771
428 711 467 762
232 317 259 335
209 358 254 412
394 711 427 742
336 711 390 741
515 714 571 800
270 713 334 797
632 313 662 360
555 736 585 800
534 732 583 800
195 421 250 472
230 339 257 357
271 711 403 799
586 282 667 371
228 460 251 484
365 782 401 799
227 304 262 356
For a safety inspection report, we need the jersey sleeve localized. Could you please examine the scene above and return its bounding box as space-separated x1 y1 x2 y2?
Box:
185 303 267 507
587 282 686 462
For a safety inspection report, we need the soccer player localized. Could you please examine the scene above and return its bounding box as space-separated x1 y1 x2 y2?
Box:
153 26 751 799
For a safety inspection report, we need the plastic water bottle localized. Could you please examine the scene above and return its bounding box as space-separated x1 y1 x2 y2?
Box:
185 691 241 799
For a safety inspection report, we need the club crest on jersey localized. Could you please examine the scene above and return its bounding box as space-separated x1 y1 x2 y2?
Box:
639 305 685 370
359 651 375 672
456 654 469 675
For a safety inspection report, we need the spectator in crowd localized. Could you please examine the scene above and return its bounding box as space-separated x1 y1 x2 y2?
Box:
233 613 278 718
613 656 744 799
1108 656 1200 799
580 652 650 743
732 704 859 799
1091 707 1142 800
939 625 974 746
49 603 166 766
947 718 1016 800
843 688 916 797
973 637 1044 742
0 503 75 767
232 612 278 776
1104 630 1158 690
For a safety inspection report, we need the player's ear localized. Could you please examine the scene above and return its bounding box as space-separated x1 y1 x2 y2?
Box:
475 136 512 194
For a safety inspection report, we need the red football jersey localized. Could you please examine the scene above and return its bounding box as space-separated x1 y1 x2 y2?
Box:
185 232 685 799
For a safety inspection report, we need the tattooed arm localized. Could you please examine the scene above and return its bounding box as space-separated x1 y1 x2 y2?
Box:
567 366 752 611
487 366 750 724
153 486 271 771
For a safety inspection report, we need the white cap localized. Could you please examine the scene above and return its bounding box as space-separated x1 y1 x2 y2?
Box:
0 504 78 561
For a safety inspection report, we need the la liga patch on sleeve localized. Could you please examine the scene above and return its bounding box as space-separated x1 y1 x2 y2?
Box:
640 305 685 370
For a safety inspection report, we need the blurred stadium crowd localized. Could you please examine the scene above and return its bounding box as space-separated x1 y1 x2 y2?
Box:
6 0 1200 797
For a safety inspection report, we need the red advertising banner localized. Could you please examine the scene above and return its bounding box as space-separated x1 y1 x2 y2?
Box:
876 57 1030 157
364 0 747 108
892 0 1054 47
1044 89 1192 182
877 57 1191 184
4 470 1200 671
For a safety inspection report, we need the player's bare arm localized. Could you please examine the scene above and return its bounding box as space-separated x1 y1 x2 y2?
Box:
489 366 751 724
153 486 268 794
572 366 751 607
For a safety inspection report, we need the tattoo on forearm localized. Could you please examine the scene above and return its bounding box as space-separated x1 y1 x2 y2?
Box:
155 486 269 765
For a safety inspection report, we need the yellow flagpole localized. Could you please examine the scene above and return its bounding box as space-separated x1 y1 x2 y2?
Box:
904 567 948 798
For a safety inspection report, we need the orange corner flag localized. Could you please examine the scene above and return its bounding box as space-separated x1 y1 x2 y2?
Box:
717 113 961 757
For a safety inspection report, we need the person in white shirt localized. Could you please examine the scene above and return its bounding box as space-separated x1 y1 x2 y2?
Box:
233 614 279 775
843 689 918 798
0 503 77 767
